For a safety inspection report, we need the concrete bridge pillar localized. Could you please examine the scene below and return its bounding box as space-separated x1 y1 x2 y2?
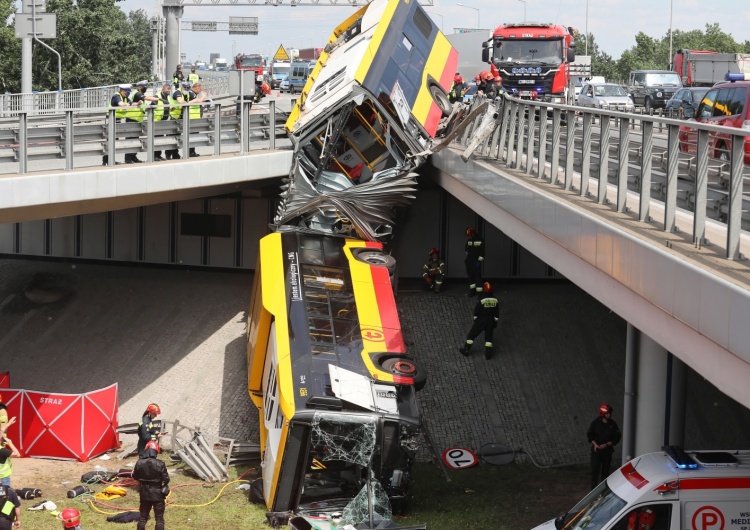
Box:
622 323 686 461
162 3 183 81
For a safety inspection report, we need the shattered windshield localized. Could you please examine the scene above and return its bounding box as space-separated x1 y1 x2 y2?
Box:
300 413 375 502
495 39 562 64
558 481 627 530
299 412 397 527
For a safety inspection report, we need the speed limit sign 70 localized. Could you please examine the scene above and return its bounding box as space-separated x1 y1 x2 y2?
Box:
442 447 478 469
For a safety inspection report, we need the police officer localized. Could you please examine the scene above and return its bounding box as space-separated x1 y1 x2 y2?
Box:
103 84 139 166
130 81 159 162
153 83 174 161
188 67 200 85
449 73 466 104
186 81 208 157
0 484 21 530
137 403 164 458
172 64 184 88
133 440 169 530
464 227 485 296
170 82 194 158
459 282 499 359
587 403 621 489
422 247 446 293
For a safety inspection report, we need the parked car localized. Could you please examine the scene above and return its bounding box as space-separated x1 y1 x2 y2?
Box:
627 70 682 113
279 76 290 93
678 80 750 164
665 87 709 118
577 83 634 111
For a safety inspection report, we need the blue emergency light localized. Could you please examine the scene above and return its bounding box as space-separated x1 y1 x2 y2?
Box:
663 445 699 469
725 73 750 82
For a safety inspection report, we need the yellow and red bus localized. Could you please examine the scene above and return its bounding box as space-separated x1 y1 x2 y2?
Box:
246 230 427 526
284 0 458 187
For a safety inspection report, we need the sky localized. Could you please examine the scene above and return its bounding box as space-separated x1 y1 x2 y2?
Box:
112 0 749 65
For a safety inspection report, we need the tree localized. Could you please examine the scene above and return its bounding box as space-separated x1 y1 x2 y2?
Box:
0 0 152 92
0 0 22 92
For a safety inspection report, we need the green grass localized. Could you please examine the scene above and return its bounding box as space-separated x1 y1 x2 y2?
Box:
21 458 589 529
398 462 590 530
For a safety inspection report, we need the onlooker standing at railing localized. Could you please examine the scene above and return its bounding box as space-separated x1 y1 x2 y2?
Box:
103 84 139 166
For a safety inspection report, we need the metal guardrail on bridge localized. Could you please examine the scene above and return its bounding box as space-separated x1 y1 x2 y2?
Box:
454 95 750 261
0 76 230 117
0 99 288 174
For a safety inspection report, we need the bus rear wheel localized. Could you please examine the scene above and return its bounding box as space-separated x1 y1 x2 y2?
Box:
429 84 452 117
352 249 396 272
380 357 427 391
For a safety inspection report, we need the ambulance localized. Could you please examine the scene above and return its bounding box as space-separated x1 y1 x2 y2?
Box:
533 446 750 530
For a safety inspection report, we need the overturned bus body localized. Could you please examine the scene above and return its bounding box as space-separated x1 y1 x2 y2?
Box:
247 232 426 526
276 0 457 240
246 0 458 527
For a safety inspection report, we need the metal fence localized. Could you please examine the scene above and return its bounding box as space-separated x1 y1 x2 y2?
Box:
454 95 750 260
0 99 289 175
0 76 231 117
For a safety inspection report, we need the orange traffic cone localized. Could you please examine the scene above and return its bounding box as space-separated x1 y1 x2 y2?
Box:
276 90 281 97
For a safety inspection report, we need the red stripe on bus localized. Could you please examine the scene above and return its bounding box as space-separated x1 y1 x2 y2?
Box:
370 265 406 353
424 48 459 137
620 462 650 489
679 478 750 489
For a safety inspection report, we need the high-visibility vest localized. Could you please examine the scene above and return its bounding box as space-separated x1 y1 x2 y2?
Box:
128 94 146 122
154 93 170 121
187 91 201 119
0 442 12 480
169 92 184 120
188 73 200 84
108 94 131 120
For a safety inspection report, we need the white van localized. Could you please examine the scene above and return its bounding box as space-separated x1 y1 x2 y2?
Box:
533 447 750 530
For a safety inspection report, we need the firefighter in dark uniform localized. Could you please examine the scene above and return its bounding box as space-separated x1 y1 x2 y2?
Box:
422 247 446 293
133 440 169 530
459 281 499 359
137 403 164 458
449 73 466 104
482 71 499 99
0 484 21 530
464 227 485 296
587 403 621 489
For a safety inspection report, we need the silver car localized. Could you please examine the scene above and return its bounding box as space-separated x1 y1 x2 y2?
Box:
279 76 290 93
577 83 634 111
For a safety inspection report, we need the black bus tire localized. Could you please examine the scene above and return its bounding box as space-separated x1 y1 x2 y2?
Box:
429 84 452 117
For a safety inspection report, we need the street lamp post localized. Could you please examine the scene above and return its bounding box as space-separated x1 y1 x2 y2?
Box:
456 3 480 29
585 0 588 55
426 11 444 33
517 0 527 23
668 0 674 69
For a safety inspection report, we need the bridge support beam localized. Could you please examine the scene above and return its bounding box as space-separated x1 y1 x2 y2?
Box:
163 4 183 81
622 324 686 460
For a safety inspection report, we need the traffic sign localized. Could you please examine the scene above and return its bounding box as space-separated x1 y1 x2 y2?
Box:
22 0 45 12
273 45 290 61
191 21 217 32
441 447 478 469
14 13 56 39
229 16 258 35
